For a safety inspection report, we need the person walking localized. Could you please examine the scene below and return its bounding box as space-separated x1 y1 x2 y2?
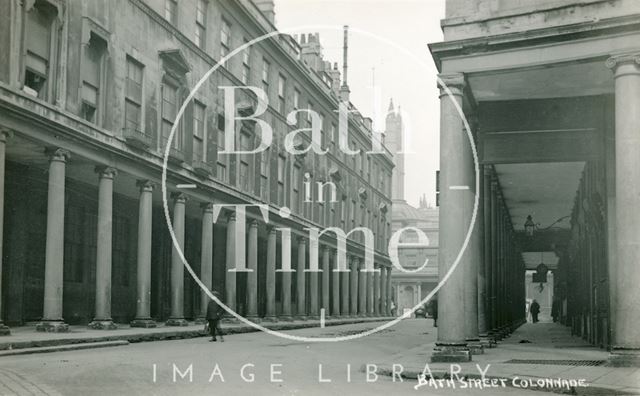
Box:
529 299 540 323
206 291 225 342
429 298 438 327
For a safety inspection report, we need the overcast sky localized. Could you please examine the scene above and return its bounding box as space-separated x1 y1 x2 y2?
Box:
274 0 446 208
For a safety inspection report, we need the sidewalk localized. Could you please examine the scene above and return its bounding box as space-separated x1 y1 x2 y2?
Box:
375 321 640 395
0 316 391 355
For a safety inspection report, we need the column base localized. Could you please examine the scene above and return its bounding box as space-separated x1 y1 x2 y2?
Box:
165 318 189 327
466 338 485 355
479 334 496 348
431 343 471 363
88 320 118 330
606 347 640 367
245 315 261 323
294 315 308 321
194 317 207 325
262 316 278 322
130 318 157 328
0 322 9 336
36 320 69 332
278 315 293 322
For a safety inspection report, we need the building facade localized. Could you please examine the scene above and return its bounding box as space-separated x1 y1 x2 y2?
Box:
0 0 395 332
386 102 439 317
430 0 640 365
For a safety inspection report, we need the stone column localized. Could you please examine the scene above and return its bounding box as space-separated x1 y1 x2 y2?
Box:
490 178 499 336
341 256 350 317
373 265 381 316
332 249 341 317
350 257 359 317
464 156 482 354
296 237 307 319
264 227 277 321
166 193 188 326
321 246 331 318
308 238 319 319
89 166 118 330
224 213 237 319
385 267 392 316
246 220 259 320
607 53 640 366
366 271 374 316
380 265 387 316
480 167 493 345
280 229 292 320
0 131 10 335
131 180 156 328
432 73 471 362
358 259 366 316
37 148 70 332
195 203 214 324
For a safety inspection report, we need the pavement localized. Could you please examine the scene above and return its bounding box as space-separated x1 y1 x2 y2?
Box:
0 316 392 354
0 319 637 395
375 320 640 395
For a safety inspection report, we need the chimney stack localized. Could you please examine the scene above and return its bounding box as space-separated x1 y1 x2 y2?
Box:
253 0 276 25
339 25 350 102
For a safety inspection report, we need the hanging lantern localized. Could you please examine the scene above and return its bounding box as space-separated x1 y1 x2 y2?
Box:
524 215 536 236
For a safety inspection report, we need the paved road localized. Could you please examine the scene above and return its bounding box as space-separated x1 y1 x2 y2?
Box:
1 320 542 395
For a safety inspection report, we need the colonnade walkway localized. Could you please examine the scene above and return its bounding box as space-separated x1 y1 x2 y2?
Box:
0 317 393 355
376 321 640 394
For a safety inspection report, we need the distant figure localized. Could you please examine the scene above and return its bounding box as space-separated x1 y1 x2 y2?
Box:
551 299 560 323
206 291 225 342
529 299 540 323
390 300 397 316
429 299 438 327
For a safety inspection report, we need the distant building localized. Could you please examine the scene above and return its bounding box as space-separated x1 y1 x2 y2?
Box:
386 101 439 317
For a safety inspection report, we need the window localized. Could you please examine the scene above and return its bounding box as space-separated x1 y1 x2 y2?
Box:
306 102 313 128
164 0 177 25
351 200 356 231
277 74 286 113
293 88 300 109
112 215 131 287
125 57 143 132
241 39 250 84
319 114 325 148
330 123 336 152
260 148 270 201
340 198 346 229
64 205 86 283
220 19 231 65
23 2 58 100
277 155 286 206
193 101 206 162
239 132 252 191
195 0 207 49
261 59 270 98
292 165 300 213
81 33 106 124
161 81 181 150
216 127 227 181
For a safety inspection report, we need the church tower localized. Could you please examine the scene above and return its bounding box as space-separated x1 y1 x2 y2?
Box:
384 99 405 201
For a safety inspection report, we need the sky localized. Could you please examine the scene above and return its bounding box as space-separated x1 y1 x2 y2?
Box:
274 0 446 208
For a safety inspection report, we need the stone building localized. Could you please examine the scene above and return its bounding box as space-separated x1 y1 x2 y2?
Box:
430 0 640 365
0 0 395 332
385 101 439 317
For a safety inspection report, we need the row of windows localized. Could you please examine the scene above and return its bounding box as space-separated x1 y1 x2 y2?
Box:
18 0 393 248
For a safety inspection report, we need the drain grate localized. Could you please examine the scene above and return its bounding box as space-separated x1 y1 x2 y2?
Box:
504 359 605 367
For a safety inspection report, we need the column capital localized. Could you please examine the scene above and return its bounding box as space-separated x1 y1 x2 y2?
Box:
171 192 187 203
249 219 259 228
201 202 214 212
605 53 640 72
45 147 70 163
0 128 13 142
227 211 236 222
437 73 465 97
95 166 117 179
298 236 307 245
136 179 154 192
267 225 277 234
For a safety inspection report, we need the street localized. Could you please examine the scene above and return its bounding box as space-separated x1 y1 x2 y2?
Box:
0 320 545 396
